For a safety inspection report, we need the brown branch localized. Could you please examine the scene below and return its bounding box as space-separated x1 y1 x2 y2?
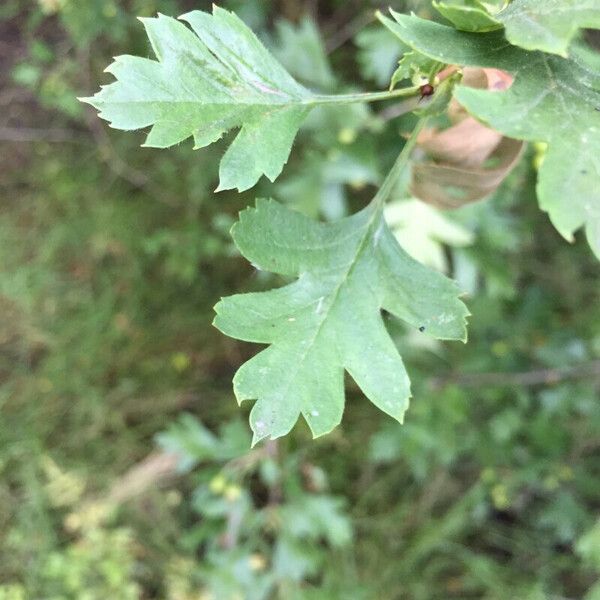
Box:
106 451 180 504
325 10 374 53
430 360 600 390
0 126 84 143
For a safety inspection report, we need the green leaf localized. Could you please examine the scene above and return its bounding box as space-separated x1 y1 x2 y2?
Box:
81 7 314 192
433 0 502 32
276 148 380 220
282 495 352 547
213 199 468 444
81 7 423 192
385 199 474 272
379 11 600 259
272 17 336 91
355 26 404 87
497 0 600 57
390 51 440 89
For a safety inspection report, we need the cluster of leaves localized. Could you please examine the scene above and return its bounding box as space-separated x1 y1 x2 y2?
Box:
2 1 600 599
82 4 471 443
82 0 600 443
379 2 600 259
156 414 353 599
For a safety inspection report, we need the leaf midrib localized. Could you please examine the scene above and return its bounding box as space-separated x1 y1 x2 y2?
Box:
254 208 379 423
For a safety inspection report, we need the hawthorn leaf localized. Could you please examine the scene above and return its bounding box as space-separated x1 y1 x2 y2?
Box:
497 0 600 57
380 11 600 259
213 199 469 445
80 7 315 192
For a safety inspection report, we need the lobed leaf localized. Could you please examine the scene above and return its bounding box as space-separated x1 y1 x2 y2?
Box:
81 7 315 192
497 0 600 57
213 199 469 445
380 11 600 259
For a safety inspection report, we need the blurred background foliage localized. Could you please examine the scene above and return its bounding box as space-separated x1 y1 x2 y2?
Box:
1 1 599 598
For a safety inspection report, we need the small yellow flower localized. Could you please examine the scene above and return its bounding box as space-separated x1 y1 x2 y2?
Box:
558 465 573 481
543 475 559 491
491 484 510 510
171 352 191 372
209 474 226 494
38 0 63 15
248 553 267 571
224 484 242 502
491 340 508 357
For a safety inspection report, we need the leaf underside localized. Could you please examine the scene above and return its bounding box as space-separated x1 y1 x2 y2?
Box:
381 11 600 259
81 6 315 192
214 199 469 445
497 0 600 57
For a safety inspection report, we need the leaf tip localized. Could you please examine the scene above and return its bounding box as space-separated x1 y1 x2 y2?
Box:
306 413 342 440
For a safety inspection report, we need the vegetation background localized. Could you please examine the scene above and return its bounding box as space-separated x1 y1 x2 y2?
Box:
1 0 600 598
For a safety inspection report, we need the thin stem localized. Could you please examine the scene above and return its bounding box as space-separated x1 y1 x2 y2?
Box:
306 85 421 106
372 116 428 208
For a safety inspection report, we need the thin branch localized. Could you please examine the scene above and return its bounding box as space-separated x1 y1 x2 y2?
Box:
377 97 422 122
106 451 180 504
308 84 420 105
325 10 374 53
0 126 84 143
372 116 428 208
430 360 600 390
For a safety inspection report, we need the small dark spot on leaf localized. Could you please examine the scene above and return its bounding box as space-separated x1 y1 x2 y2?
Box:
582 170 588 174
595 107 600 112
419 326 425 332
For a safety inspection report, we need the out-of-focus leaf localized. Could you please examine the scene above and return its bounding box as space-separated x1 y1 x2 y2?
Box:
273 537 320 581
497 0 600 57
578 521 600 568
272 17 336 91
156 414 250 471
355 26 404 87
385 199 474 271
281 495 352 547
276 148 380 220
